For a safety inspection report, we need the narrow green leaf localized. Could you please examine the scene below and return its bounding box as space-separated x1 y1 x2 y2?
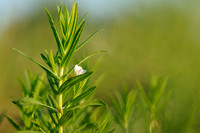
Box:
46 95 58 125
69 99 107 110
32 119 40 128
65 3 78 48
76 29 101 51
59 71 93 93
79 50 106 65
44 8 64 55
58 110 73 126
136 80 151 107
34 112 52 131
64 4 69 29
32 73 45 99
62 3 75 50
13 97 57 112
73 124 88 133
48 94 58 108
67 2 76 34
125 90 137 122
114 91 125 111
13 48 60 80
157 89 172 115
18 78 29 97
49 50 57 73
47 74 58 94
14 131 42 133
90 99 108 108
40 53 50 67
78 11 88 28
70 86 96 104
108 129 116 133
97 118 109 133
5 115 21 130
61 21 85 67
110 95 124 121
58 3 67 41
153 77 168 107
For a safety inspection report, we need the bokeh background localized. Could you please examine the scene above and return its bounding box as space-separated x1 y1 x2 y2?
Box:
1 0 200 132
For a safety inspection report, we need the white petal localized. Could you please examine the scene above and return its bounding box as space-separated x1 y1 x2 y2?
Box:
74 65 79 71
74 64 86 76
82 70 87 74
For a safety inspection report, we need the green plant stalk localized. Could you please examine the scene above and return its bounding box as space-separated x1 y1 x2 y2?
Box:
58 67 64 133
58 94 63 133
124 121 128 133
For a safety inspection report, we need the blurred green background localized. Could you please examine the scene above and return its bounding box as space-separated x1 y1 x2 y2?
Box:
1 0 200 132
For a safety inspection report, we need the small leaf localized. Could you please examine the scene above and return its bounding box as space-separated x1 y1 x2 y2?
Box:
40 53 51 68
14 131 42 133
69 99 107 110
64 3 78 50
97 118 109 133
64 4 69 34
78 51 107 65
58 110 73 126
70 86 96 105
13 97 57 112
59 72 93 93
153 77 168 107
12 48 60 80
157 89 172 115
125 90 137 122
73 124 88 133
18 78 29 97
136 80 151 107
76 29 101 51
47 74 59 94
77 11 88 28
48 94 58 108
44 8 64 55
114 91 125 111
49 50 57 73
58 4 67 41
110 95 124 121
46 95 59 125
32 73 45 99
61 21 85 67
108 129 116 133
5 115 21 130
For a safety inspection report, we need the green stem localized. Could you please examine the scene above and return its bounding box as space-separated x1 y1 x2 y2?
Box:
58 94 63 133
58 67 64 133
124 122 128 133
40 127 45 133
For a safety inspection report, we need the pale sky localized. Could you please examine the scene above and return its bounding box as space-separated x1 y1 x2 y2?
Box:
0 0 137 35
0 0 194 36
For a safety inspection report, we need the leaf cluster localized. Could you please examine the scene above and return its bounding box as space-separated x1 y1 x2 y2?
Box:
110 87 137 133
110 74 171 133
137 75 171 133
7 2 108 133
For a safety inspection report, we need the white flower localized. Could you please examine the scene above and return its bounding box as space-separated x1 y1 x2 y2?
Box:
74 65 86 76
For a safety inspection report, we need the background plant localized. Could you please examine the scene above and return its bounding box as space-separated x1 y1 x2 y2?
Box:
137 74 171 133
110 86 137 133
5 72 47 131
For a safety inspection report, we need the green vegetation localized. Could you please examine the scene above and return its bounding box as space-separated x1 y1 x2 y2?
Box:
4 2 109 133
1 1 200 133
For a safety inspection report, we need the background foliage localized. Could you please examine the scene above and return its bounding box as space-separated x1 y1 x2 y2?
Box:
1 0 200 133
